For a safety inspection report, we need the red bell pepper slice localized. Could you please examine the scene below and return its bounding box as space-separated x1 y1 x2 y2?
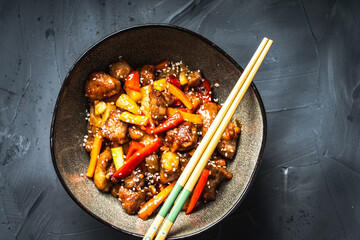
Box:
196 79 212 103
113 138 162 179
167 75 182 89
153 111 184 134
185 169 210 214
171 99 183 107
145 117 155 134
126 141 145 160
125 71 140 92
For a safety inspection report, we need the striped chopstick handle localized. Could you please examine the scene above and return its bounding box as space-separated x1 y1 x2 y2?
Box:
143 215 164 240
143 183 183 240
154 189 192 240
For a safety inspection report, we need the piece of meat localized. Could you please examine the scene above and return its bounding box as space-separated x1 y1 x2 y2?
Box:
162 92 176 106
139 133 156 146
149 89 167 125
106 162 116 178
93 147 113 192
109 60 132 81
156 71 167 80
197 102 221 136
102 92 123 104
128 125 146 141
101 109 128 144
155 60 170 71
145 172 161 190
145 153 159 174
160 169 180 184
201 160 233 201
198 103 240 158
216 122 241 159
84 72 121 101
187 71 202 87
140 64 155 86
164 122 198 152
118 186 146 215
124 167 145 190
110 184 121 198
178 152 191 171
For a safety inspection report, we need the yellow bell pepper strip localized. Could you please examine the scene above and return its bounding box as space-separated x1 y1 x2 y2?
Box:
101 102 116 122
168 83 193 110
189 96 201 113
94 101 107 115
138 181 176 220
119 111 149 126
116 94 142 115
111 146 124 170
153 111 184 134
125 71 140 92
86 134 103 178
113 138 162 179
185 169 210 214
89 105 103 127
152 78 167 91
126 141 145 160
167 108 202 124
179 71 188 85
140 85 152 115
125 86 142 102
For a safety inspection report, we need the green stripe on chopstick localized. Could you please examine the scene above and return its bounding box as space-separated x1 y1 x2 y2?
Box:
143 183 183 240
166 189 191 223
158 183 183 217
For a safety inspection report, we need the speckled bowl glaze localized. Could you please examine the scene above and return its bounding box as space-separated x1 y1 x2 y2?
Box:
50 24 266 239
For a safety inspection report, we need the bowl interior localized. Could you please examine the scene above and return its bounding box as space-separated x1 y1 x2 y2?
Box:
51 25 265 238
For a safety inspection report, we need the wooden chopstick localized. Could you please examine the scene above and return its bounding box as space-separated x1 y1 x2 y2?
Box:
154 38 273 240
142 38 268 240
143 37 273 240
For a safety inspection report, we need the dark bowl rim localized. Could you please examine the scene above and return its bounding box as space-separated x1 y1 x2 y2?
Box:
50 23 267 239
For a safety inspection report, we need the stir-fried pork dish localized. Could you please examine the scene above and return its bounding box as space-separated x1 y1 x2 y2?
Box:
83 59 241 219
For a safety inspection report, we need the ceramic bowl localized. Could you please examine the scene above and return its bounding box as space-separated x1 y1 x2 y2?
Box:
50 24 266 239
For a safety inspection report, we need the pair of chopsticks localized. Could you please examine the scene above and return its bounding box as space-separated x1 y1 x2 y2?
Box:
143 37 273 240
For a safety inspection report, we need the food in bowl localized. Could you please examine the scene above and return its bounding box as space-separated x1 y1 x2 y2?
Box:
83 58 241 220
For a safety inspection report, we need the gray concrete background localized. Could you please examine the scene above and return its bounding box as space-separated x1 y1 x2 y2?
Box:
1 0 359 239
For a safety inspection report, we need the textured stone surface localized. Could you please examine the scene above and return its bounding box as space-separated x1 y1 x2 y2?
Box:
0 0 359 239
